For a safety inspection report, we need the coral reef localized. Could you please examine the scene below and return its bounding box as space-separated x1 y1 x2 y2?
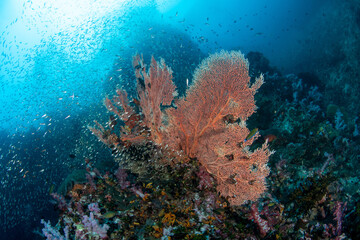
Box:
90 50 271 206
41 51 360 239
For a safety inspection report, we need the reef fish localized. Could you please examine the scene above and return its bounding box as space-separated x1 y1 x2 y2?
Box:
244 128 258 142
103 211 116 219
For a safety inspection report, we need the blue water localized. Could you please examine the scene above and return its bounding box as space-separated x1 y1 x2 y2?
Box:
1 0 358 239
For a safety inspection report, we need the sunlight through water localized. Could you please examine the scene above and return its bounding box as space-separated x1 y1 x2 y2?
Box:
0 0 146 133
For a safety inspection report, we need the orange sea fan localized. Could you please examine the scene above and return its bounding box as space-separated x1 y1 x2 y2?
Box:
164 50 263 156
91 50 272 206
163 50 271 205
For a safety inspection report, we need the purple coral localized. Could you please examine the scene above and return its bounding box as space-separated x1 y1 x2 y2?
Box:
88 202 100 214
115 168 130 189
333 201 346 237
76 212 109 239
249 203 271 237
41 219 69 240
50 193 68 211
196 165 215 190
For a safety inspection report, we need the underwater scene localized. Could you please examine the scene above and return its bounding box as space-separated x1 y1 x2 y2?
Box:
1 0 360 239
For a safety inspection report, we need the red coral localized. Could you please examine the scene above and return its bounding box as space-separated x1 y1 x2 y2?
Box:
196 124 270 205
133 54 176 144
164 51 270 205
88 89 147 146
92 51 271 206
104 89 134 121
165 51 262 155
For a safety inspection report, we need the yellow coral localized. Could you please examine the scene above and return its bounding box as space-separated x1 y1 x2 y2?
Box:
162 212 176 226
